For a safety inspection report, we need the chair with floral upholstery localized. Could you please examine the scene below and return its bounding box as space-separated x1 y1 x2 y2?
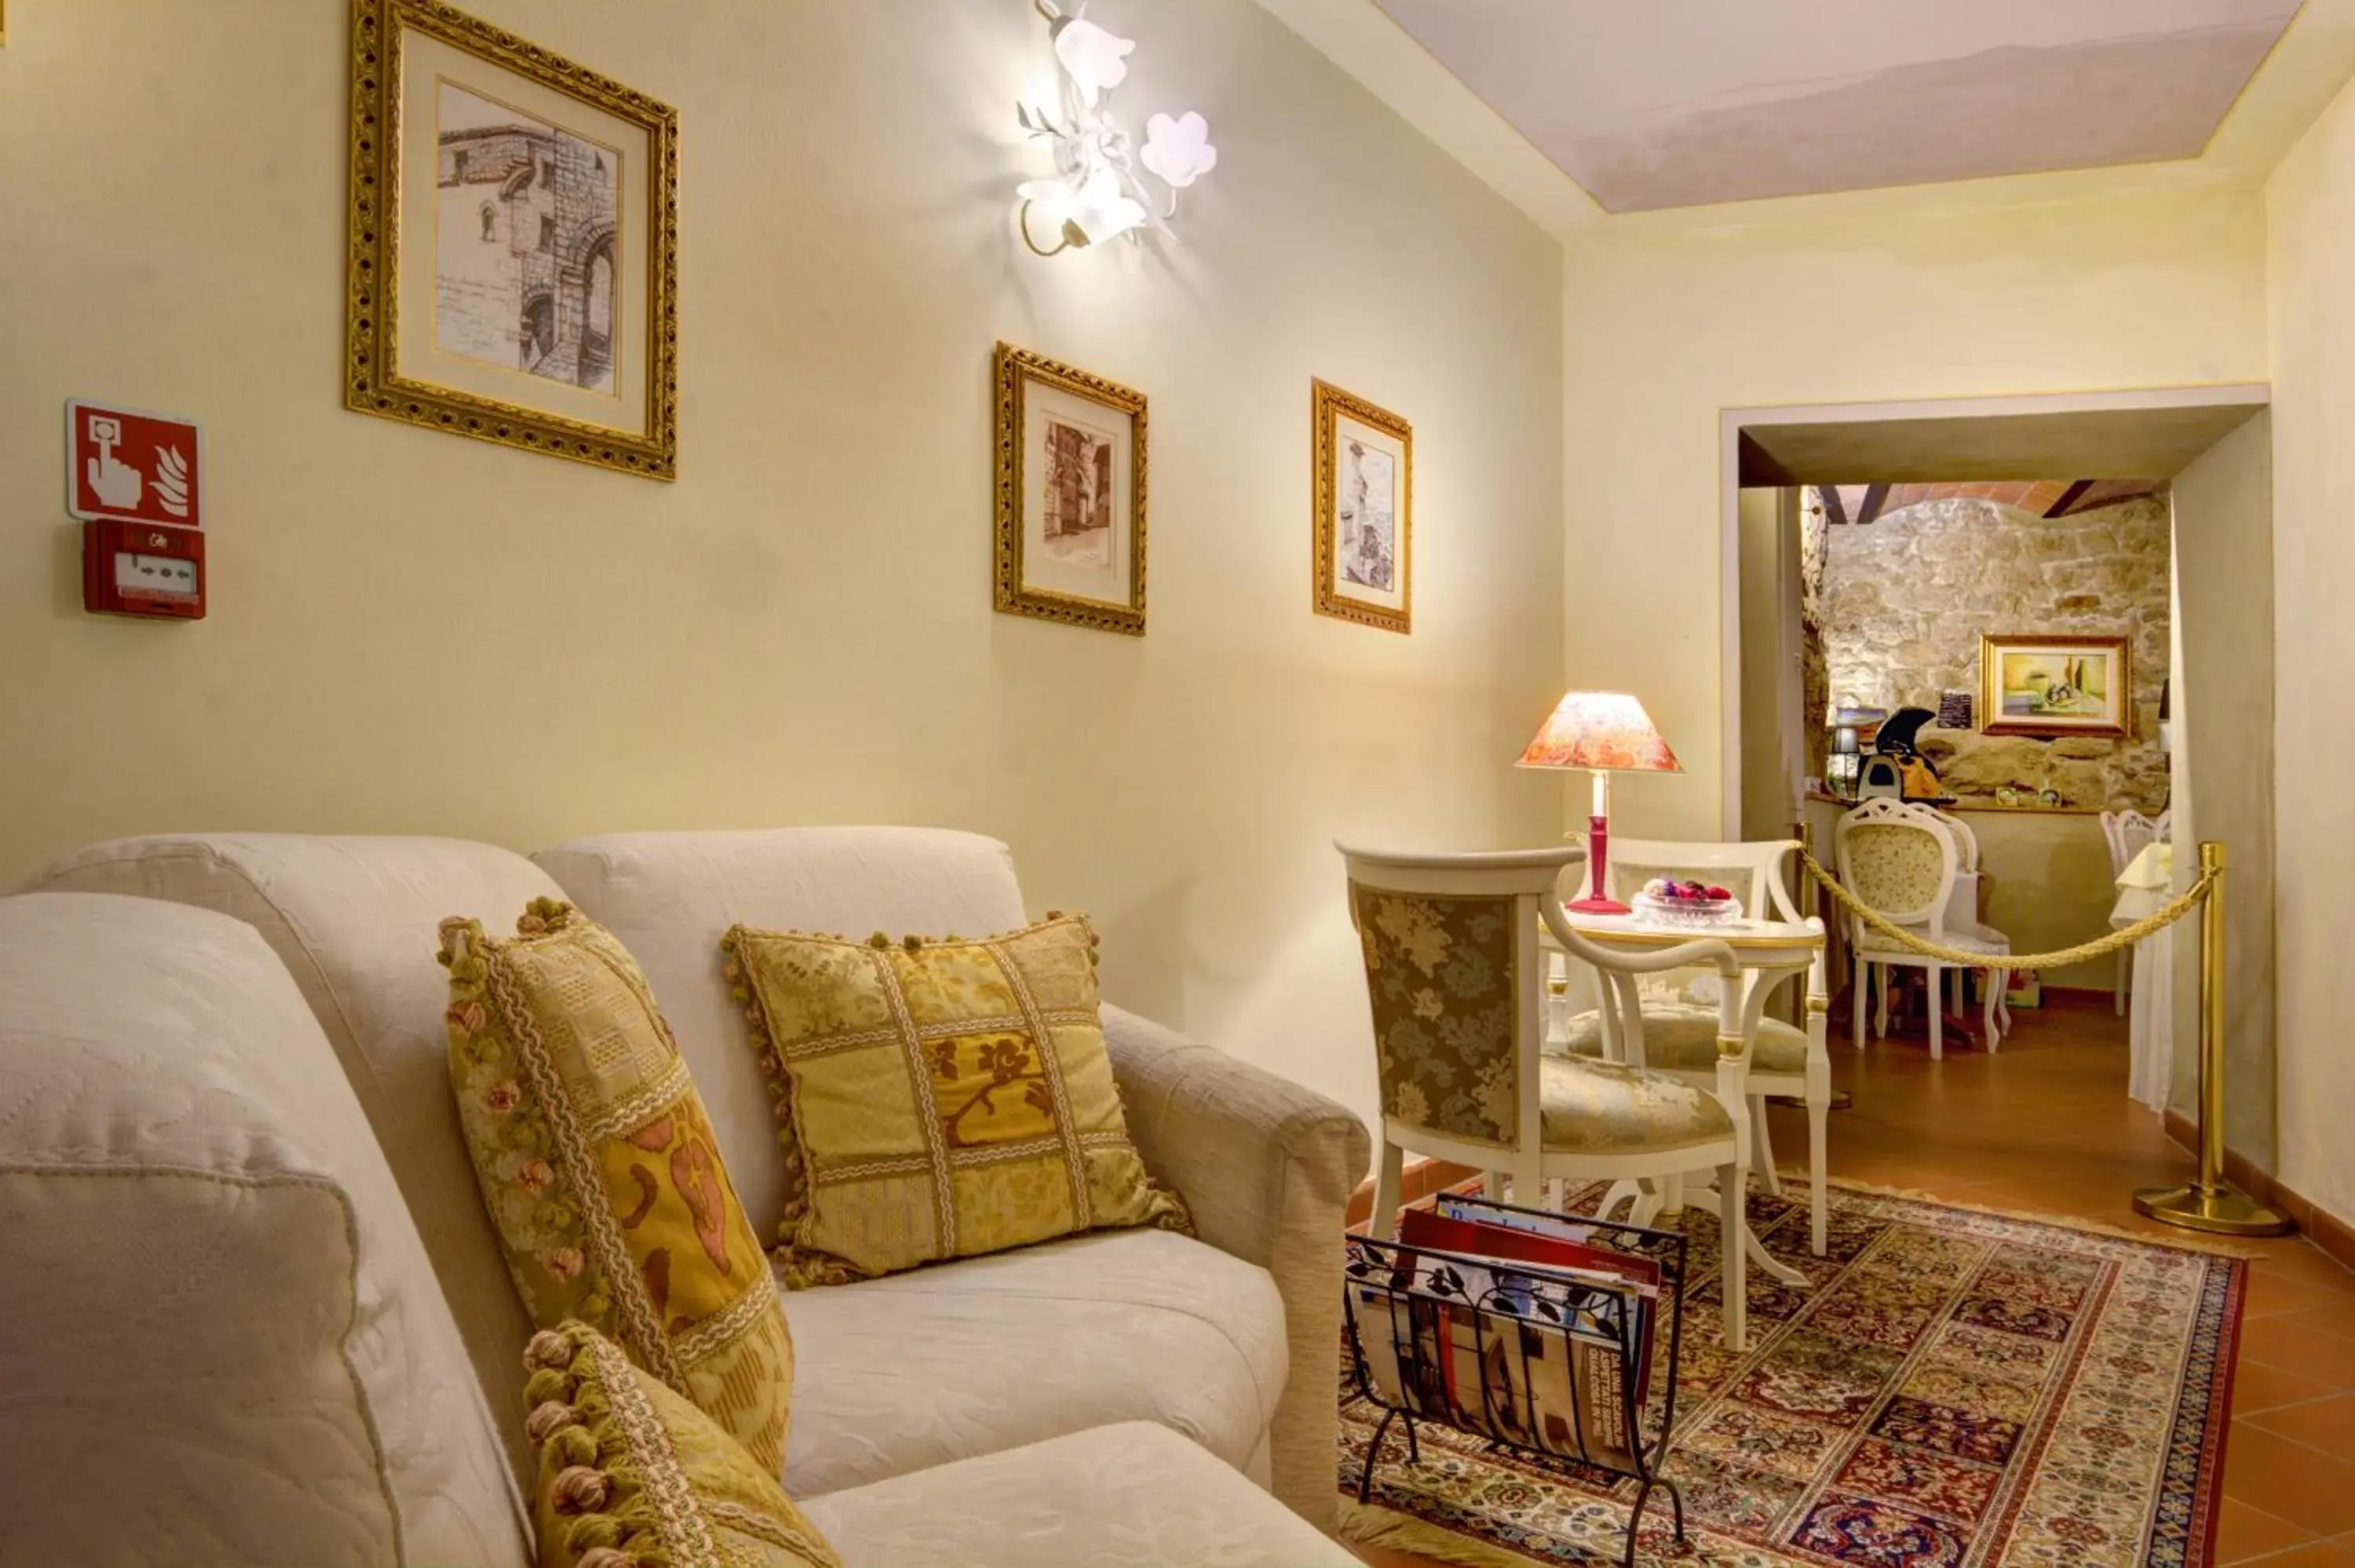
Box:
1558 837 1834 1258
1338 841 1762 1349
1835 800 2010 1059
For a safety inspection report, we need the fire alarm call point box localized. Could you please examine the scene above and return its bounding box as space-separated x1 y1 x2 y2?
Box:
68 399 206 620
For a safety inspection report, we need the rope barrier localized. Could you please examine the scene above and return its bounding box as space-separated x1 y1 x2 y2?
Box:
1794 848 2216 971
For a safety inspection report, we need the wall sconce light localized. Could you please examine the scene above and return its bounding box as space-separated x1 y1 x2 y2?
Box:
1015 1 1217 257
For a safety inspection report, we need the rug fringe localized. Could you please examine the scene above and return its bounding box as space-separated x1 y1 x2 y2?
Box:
1819 1175 2263 1259
1336 1501 1541 1568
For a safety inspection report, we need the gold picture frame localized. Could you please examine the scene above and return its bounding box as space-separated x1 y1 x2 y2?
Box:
1313 380 1411 633
345 0 678 478
992 343 1148 636
1978 633 2133 739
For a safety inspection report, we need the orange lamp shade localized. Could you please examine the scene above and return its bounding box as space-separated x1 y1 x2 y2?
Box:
1515 691 1682 774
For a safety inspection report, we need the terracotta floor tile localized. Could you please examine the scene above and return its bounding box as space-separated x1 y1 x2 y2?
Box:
2225 1542 2355 1566
2250 1271 2355 1319
2240 1324 2355 1391
2247 1395 2355 1455
2233 1360 2343 1418
2223 1424 2355 1535
2254 1304 2355 1342
2215 1498 2318 1563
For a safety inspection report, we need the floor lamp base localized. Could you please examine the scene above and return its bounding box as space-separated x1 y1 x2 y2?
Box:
2132 1181 2293 1237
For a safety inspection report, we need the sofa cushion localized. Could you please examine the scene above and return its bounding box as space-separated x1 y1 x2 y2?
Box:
780 1227 1285 1497
535 828 1031 1237
0 892 529 1565
442 900 796 1476
800 1422 1356 1568
16 833 568 1475
519 1323 840 1568
725 915 1190 1285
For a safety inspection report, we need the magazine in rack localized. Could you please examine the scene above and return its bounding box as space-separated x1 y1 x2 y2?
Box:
1344 1190 1691 1555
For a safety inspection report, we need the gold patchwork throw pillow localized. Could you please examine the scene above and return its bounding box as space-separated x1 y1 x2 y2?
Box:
443 899 794 1477
520 1322 840 1568
721 913 1191 1286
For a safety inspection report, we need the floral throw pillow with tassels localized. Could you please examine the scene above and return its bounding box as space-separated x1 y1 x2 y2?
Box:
520 1322 840 1568
443 899 794 1477
721 912 1191 1287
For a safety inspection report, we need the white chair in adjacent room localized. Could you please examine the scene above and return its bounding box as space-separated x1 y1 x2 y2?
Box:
1553 837 1835 1257
1836 800 2013 1059
2101 808 2164 1016
1339 842 1765 1349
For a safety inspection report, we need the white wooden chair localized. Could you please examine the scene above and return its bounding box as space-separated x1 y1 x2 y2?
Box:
1339 842 1761 1349
2101 808 2165 1016
1835 800 2011 1059
1554 837 1834 1257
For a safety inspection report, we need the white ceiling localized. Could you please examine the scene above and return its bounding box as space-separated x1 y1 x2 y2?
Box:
1369 0 2303 213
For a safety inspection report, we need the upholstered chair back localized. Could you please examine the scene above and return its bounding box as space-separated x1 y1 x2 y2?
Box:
1835 801 1959 939
535 827 1031 1235
0 892 530 1565
1338 845 1581 1169
16 833 566 1481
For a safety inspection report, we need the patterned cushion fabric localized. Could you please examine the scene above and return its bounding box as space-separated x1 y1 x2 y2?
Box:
1561 1005 1813 1076
1858 922 2011 957
721 914 1191 1286
520 1322 839 1568
442 899 794 1477
1348 884 1519 1146
1539 1053 1733 1154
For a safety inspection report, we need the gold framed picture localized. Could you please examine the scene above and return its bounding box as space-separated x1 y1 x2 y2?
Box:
1313 380 1411 633
345 0 678 478
1979 633 2132 739
992 343 1148 636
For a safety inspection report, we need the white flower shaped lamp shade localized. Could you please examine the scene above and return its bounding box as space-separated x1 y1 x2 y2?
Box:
1516 691 1682 914
1141 111 1218 188
1052 16 1134 105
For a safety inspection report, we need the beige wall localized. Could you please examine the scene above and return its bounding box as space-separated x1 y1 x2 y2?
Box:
2268 84 2355 1224
2167 414 2277 1165
1564 184 2271 838
0 1 1567 1132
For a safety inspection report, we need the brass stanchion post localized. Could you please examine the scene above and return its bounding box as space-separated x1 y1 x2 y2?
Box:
2133 841 2291 1236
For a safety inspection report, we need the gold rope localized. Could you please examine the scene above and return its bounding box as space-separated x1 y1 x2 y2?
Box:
1796 849 2215 970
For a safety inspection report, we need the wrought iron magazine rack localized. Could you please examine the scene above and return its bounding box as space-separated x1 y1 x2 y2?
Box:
1343 1194 1690 1568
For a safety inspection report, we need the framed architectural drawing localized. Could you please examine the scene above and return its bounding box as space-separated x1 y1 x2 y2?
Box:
1978 633 2132 738
993 343 1148 636
1313 380 1411 633
346 0 678 477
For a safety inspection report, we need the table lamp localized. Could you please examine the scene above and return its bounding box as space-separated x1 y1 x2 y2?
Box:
1516 691 1682 914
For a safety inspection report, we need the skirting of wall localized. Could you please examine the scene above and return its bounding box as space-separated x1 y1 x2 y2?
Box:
2163 1109 2355 1271
1345 1156 1477 1231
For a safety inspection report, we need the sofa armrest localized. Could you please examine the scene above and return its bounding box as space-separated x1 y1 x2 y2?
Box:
1100 1002 1371 1530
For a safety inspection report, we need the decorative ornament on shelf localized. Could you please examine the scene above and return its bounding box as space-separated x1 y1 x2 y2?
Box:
1016 2 1217 257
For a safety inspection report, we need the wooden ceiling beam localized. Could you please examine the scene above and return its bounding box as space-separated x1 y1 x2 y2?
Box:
2043 479 2095 518
1854 483 1892 526
1816 484 1849 527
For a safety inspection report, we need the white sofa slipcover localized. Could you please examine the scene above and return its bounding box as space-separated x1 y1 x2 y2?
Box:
20 834 569 1479
0 893 529 1566
0 888 1361 1566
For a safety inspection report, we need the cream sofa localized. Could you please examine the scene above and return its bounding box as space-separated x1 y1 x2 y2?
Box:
6 829 1370 1565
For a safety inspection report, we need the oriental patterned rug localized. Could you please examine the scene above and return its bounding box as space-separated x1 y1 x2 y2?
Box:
1338 1180 2245 1568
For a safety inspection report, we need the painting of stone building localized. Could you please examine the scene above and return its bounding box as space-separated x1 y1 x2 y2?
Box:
435 82 619 395
1041 414 1115 567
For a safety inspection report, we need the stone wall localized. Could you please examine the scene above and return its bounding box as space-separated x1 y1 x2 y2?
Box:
1818 494 2171 812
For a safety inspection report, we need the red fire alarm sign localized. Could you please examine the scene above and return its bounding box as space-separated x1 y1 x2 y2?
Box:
66 399 203 529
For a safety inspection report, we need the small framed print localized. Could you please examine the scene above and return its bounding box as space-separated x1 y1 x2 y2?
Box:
1313 380 1411 634
1979 633 2132 739
346 0 678 477
993 343 1148 636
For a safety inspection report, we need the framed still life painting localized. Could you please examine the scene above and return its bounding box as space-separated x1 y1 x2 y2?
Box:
346 0 678 477
1978 633 2132 739
1313 380 1411 633
993 343 1148 636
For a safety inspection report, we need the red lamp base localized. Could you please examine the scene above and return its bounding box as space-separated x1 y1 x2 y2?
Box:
1572 810 1627 914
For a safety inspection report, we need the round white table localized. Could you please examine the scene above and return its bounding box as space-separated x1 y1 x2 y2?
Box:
1548 909 1820 1296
